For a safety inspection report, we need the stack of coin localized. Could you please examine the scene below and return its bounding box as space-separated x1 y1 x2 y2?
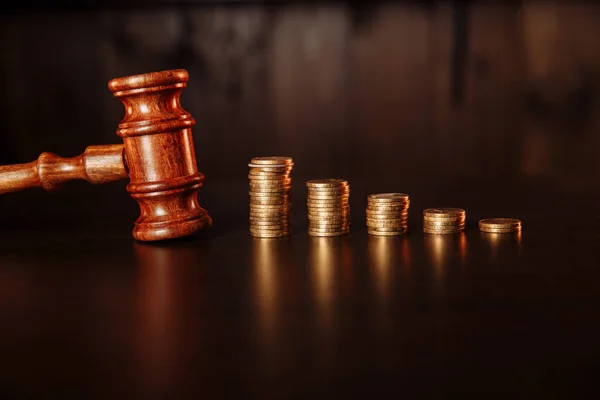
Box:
423 208 466 234
248 156 294 238
366 193 410 236
307 179 350 236
479 218 521 234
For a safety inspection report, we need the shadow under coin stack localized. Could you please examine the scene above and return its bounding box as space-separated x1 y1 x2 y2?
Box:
479 218 521 234
423 208 466 234
248 157 294 238
307 179 350 237
366 193 410 235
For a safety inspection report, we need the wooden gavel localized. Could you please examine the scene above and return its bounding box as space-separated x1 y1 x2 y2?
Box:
0 69 212 241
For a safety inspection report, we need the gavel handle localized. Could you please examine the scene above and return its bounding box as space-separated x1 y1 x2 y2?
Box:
0 144 128 194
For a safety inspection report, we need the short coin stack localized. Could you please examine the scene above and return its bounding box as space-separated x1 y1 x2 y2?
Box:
423 208 466 234
248 156 294 238
479 218 521 234
366 193 410 236
307 179 350 237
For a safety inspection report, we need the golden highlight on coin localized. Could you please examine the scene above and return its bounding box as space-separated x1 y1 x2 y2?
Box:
248 156 293 238
479 218 521 233
366 193 410 235
422 207 466 234
306 179 350 237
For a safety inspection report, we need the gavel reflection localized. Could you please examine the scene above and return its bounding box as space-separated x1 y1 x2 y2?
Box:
0 69 211 241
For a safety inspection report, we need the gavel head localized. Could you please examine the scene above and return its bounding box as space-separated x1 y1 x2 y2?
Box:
108 69 212 241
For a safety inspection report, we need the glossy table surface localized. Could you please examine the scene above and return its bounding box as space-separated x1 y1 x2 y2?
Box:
1 176 599 398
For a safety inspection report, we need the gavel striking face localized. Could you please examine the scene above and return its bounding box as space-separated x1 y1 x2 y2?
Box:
0 69 212 241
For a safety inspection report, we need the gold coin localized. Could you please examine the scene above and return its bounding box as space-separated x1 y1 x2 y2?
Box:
368 198 409 204
307 202 350 207
250 213 290 219
366 218 408 227
308 206 350 212
479 228 521 234
250 206 291 213
248 175 292 182
308 223 350 230
309 227 350 233
309 221 350 228
308 216 350 224
249 189 291 196
367 229 407 236
308 215 350 221
249 176 292 184
248 165 294 175
423 230 463 235
479 226 522 233
423 208 466 218
307 204 349 209
423 226 465 232
250 218 290 225
248 214 290 222
308 193 350 199
367 193 409 202
423 215 465 223
306 179 349 188
249 156 293 166
307 187 350 194
249 166 293 173
250 227 291 235
308 230 349 237
479 218 521 229
423 221 465 228
423 219 465 227
251 225 291 231
249 185 291 191
365 210 408 218
307 199 349 205
248 174 291 181
249 187 291 193
250 231 291 238
308 199 349 204
307 193 350 199
250 198 290 205
249 187 291 194
367 225 408 232
367 204 409 212
249 175 291 182
249 215 290 223
248 164 293 170
367 226 408 232
307 203 350 208
308 217 348 223
308 213 350 219
423 226 464 233
250 192 291 198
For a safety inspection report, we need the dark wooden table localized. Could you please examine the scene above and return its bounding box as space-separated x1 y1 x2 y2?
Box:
1 176 599 398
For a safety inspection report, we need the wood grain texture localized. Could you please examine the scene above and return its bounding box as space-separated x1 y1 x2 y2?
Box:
0 144 127 194
109 68 212 242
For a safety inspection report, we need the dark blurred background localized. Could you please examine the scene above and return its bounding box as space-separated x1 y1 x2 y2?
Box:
1 0 599 229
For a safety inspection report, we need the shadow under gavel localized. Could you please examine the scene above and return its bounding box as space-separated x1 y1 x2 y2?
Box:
0 69 212 242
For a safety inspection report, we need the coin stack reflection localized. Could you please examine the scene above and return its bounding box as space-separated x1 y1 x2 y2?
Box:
366 193 410 235
248 157 294 238
307 179 350 237
423 208 466 234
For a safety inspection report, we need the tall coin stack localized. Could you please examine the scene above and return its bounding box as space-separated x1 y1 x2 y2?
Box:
307 179 350 237
248 156 294 238
366 193 410 235
423 208 466 234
